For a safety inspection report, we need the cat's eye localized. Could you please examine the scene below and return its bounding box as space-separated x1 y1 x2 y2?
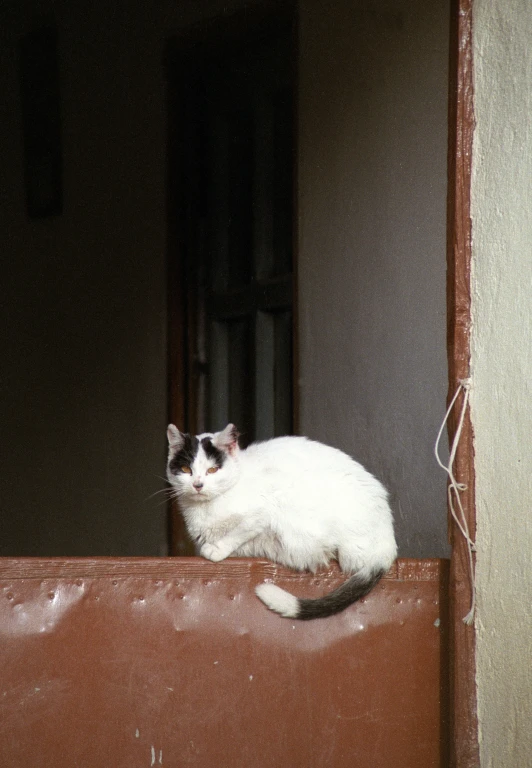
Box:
181 466 192 474
206 467 219 474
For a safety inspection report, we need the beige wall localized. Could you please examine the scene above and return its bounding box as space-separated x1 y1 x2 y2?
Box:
0 0 450 556
471 0 532 764
298 0 450 556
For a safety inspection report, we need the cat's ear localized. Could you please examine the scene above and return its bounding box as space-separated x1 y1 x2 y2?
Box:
167 425 184 455
212 423 240 456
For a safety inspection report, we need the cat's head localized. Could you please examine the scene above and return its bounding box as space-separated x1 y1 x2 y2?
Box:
166 423 241 503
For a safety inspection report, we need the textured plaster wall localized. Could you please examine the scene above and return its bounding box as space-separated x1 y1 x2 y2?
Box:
298 0 450 556
471 1 532 764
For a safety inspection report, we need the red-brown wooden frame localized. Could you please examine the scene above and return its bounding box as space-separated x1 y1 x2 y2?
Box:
446 0 479 765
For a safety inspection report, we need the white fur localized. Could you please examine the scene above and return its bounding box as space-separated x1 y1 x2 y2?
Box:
255 583 299 618
166 427 397 597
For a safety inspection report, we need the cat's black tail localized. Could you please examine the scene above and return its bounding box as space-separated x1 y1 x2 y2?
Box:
255 568 386 620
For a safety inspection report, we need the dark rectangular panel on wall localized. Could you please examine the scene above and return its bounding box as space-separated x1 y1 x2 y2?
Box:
0 557 448 767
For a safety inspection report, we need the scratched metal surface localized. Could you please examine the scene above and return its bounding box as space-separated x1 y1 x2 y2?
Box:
0 558 448 768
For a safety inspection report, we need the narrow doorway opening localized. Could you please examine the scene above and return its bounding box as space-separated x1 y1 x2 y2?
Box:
166 0 477 761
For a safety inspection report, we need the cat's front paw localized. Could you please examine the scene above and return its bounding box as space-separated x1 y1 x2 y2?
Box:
200 542 231 562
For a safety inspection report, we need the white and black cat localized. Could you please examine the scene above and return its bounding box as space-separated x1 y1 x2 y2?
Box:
166 423 397 620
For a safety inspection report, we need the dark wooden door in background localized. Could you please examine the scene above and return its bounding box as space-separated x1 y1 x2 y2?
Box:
168 14 295 446
166 11 296 553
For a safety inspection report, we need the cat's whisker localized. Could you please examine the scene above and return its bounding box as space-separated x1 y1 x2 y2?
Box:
155 497 178 508
144 486 174 502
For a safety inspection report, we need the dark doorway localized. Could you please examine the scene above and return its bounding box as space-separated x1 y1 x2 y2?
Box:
166 8 297 553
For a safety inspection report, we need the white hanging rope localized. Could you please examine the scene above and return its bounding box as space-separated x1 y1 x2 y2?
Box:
434 378 476 625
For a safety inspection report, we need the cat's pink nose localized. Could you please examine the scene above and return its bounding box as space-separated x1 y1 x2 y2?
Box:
193 481 204 491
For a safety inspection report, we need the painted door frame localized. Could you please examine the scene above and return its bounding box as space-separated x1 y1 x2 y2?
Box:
447 1 479 765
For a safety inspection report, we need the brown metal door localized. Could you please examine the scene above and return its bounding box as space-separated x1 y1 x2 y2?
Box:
0 557 448 767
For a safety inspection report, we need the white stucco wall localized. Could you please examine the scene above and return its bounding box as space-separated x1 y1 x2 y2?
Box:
471 1 532 765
